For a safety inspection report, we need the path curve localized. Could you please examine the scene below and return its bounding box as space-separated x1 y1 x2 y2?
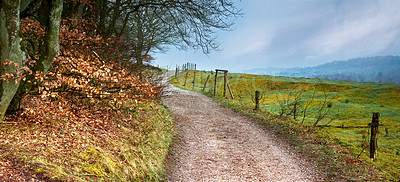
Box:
162 74 324 181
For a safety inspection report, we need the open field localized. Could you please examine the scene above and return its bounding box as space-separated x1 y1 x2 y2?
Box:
171 70 400 180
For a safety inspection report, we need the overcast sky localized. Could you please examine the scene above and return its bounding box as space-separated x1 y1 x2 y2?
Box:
153 0 400 72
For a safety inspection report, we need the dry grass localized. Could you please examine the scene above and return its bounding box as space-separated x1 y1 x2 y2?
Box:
0 94 173 181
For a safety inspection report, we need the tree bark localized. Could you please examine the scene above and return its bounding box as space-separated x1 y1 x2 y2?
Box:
39 0 63 73
6 0 63 114
105 0 121 37
94 0 109 36
0 0 24 121
134 11 144 67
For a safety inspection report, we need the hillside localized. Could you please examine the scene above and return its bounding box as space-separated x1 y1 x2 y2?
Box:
245 56 400 84
171 70 400 180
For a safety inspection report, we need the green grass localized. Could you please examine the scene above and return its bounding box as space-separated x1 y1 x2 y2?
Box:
172 70 400 180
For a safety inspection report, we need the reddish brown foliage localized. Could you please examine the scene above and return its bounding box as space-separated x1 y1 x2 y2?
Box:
18 16 160 104
0 16 162 180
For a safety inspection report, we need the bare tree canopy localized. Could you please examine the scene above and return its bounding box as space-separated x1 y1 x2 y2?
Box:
63 0 241 63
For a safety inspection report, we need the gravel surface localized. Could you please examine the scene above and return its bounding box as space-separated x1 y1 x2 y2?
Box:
162 73 325 181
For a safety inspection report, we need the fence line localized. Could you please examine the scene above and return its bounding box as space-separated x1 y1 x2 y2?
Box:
173 66 389 160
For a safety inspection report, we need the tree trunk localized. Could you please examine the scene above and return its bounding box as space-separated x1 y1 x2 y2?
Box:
94 0 108 35
39 0 63 73
5 0 63 114
0 0 24 121
105 0 121 37
135 51 143 66
134 12 144 67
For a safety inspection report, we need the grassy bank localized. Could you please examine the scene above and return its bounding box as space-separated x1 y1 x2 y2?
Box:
171 70 399 181
0 95 173 181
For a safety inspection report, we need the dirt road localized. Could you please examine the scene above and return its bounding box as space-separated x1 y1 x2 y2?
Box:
162 77 324 181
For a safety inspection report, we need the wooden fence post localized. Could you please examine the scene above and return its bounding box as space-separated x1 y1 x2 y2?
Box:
184 71 188 86
214 70 218 97
227 83 234 99
370 112 380 160
175 65 178 79
223 71 228 98
192 64 197 90
203 75 210 92
254 90 260 110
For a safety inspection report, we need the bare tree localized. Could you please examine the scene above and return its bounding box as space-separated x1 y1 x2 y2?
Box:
313 83 334 127
289 89 303 120
275 86 303 118
70 0 241 66
299 89 316 125
125 6 181 66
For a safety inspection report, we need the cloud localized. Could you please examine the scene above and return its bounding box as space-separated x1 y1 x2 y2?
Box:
153 0 400 70
222 28 275 58
305 0 400 59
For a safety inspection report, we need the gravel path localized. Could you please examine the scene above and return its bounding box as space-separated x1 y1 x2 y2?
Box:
162 74 324 181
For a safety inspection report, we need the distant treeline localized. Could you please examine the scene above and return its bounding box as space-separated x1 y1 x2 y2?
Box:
313 71 400 85
276 56 400 85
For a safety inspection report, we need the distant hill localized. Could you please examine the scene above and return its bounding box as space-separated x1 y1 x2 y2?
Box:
241 67 286 75
244 56 400 84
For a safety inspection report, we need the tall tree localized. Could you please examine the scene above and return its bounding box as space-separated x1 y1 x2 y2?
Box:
132 0 241 54
0 0 25 121
125 6 180 66
0 0 63 120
